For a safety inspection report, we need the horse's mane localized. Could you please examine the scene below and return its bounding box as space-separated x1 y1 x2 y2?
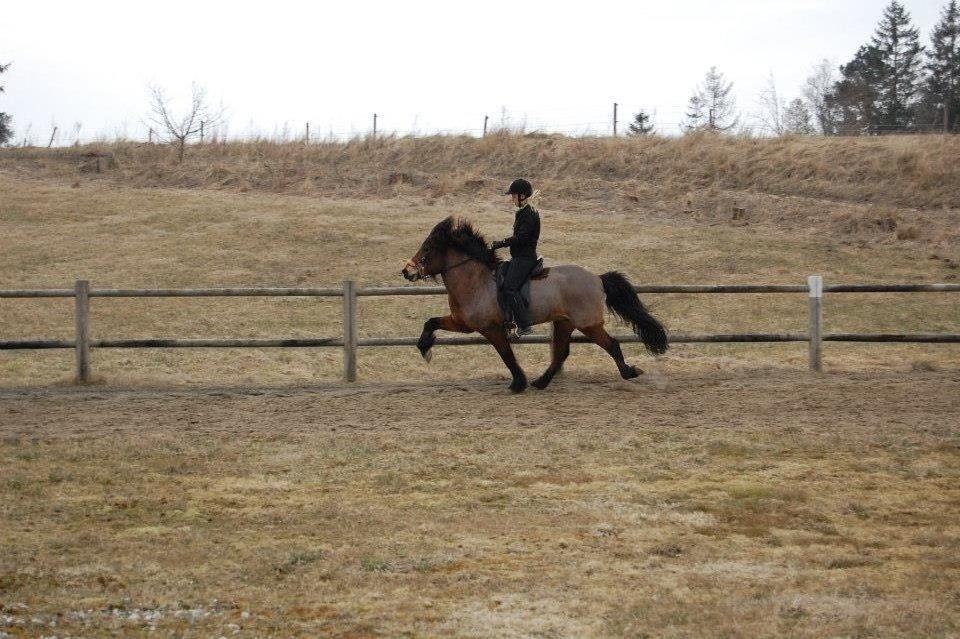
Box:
422 216 501 271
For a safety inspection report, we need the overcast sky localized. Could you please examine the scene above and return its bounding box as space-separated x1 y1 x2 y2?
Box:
0 0 948 142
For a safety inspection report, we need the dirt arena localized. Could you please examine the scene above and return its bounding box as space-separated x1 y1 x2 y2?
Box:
2 368 959 637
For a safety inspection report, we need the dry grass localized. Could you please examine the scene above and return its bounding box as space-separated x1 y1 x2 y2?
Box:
1 371 958 637
4 133 960 210
0 158 958 387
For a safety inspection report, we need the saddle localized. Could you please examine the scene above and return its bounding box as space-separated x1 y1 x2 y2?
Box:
495 257 550 314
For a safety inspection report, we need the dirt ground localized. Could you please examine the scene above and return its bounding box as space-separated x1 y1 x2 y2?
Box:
2 368 958 638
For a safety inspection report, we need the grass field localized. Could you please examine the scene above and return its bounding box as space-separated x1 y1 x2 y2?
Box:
1 135 958 637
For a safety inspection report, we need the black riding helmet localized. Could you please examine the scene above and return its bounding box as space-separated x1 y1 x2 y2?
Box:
504 178 533 198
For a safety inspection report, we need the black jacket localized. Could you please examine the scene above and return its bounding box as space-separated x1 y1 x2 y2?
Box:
499 205 540 259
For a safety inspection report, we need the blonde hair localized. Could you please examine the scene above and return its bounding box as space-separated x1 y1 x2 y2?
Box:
520 189 542 208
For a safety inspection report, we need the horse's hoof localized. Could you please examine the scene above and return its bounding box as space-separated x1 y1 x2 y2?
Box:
621 366 642 380
417 340 433 362
531 376 550 390
509 379 528 394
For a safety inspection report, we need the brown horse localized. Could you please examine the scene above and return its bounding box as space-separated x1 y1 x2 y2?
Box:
401 216 668 392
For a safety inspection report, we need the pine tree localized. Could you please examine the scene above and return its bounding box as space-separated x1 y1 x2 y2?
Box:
0 63 12 146
827 45 885 134
685 93 707 131
924 0 960 131
871 1 924 129
685 67 738 132
627 110 654 135
783 98 816 134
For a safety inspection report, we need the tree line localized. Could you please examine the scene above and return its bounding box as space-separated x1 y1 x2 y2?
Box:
629 0 959 136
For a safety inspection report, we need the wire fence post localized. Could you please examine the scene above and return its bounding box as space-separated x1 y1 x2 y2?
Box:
612 102 618 136
808 275 823 372
305 121 310 143
74 279 91 383
483 115 489 137
343 280 357 381
372 113 377 138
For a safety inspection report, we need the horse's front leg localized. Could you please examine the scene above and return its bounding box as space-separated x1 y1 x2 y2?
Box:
480 326 528 393
418 315 470 362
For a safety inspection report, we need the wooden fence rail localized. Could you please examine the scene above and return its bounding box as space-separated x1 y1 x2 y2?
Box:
1 278 958 383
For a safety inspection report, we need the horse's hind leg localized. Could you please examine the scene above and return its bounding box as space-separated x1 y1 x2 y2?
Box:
532 319 574 390
581 324 642 380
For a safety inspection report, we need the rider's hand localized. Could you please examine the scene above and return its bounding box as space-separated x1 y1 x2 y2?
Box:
491 240 506 250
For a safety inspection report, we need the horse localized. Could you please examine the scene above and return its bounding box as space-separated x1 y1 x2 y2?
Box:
401 216 668 393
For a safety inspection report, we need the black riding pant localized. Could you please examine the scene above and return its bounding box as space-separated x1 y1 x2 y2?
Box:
501 257 538 328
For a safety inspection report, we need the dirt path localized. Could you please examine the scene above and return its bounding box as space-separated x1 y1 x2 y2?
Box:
2 370 959 638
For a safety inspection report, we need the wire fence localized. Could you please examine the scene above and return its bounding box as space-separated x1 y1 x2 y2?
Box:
12 102 956 148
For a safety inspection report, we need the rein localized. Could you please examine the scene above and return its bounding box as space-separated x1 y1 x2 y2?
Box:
440 256 475 275
406 252 496 281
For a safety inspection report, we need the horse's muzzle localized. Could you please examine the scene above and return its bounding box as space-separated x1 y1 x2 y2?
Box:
401 260 422 281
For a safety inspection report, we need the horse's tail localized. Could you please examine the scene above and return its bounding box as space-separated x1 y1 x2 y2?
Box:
600 271 668 355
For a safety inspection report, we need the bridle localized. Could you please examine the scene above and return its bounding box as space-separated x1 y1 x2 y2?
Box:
404 252 477 281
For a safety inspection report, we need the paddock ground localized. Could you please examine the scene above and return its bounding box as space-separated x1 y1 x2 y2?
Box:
2 368 958 638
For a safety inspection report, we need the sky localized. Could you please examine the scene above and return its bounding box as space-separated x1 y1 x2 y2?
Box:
0 0 949 143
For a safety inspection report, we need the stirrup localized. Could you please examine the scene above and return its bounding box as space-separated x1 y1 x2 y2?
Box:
507 323 533 340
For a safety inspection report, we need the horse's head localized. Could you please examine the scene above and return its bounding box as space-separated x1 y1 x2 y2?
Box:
402 217 451 281
402 216 498 281
401 244 446 281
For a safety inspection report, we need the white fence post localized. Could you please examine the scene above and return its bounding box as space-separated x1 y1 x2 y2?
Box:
74 280 91 383
808 275 823 372
343 280 357 382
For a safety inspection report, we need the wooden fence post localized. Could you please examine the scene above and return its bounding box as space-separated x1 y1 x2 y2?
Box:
613 102 618 136
74 280 91 383
483 115 489 137
808 275 823 372
343 280 357 381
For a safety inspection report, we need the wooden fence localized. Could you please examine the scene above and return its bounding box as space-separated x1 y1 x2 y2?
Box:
1 277 958 383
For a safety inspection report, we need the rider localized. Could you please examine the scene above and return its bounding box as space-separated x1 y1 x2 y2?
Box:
492 178 541 338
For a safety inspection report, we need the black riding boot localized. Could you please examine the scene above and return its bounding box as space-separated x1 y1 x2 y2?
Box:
502 257 537 334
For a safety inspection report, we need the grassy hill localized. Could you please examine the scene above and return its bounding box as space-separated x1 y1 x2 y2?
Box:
4 133 960 209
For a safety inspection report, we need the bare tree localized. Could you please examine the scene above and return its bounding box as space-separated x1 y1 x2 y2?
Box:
148 83 223 163
759 73 785 136
802 59 837 134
